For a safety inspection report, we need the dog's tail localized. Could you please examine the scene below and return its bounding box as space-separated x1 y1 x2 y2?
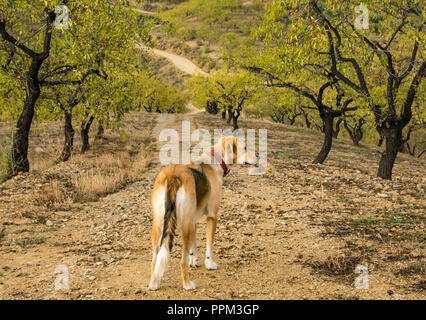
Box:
154 176 181 280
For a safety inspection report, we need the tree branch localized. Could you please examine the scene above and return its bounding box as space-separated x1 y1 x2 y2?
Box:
401 59 426 125
40 68 107 87
0 19 38 58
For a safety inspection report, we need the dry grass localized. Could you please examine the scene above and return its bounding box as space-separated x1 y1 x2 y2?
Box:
33 180 68 208
30 157 57 172
72 147 153 201
73 169 128 201
395 262 425 276
0 139 12 182
1 114 156 208
307 255 363 277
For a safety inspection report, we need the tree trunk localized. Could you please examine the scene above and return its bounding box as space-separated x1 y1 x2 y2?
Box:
405 142 415 156
302 112 311 128
232 111 240 130
232 116 238 130
221 110 226 119
227 106 233 124
344 119 364 146
271 111 285 123
377 126 402 180
9 59 42 175
59 110 74 162
206 101 218 115
95 121 104 140
332 118 343 138
80 116 95 153
313 115 334 164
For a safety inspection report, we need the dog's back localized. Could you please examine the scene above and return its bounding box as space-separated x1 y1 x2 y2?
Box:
152 164 211 212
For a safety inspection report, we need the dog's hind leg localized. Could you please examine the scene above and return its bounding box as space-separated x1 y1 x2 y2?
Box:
148 222 162 290
181 222 196 290
149 185 171 291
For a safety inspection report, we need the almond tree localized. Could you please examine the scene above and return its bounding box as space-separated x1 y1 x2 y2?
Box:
249 15 358 163
251 0 425 179
133 72 187 114
188 69 259 130
344 116 366 146
0 1 56 173
308 0 425 179
0 0 143 174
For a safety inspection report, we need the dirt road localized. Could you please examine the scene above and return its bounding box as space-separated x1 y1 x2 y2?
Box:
0 112 424 300
139 43 208 77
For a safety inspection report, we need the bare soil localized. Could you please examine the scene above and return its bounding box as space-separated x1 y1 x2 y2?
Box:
0 112 425 300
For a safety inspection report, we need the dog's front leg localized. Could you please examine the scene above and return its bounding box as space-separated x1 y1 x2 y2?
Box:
189 226 200 267
205 216 218 270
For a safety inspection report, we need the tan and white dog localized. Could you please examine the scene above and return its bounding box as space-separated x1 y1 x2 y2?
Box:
148 136 258 290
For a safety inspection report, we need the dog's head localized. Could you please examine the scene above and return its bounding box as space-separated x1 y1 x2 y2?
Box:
215 136 259 165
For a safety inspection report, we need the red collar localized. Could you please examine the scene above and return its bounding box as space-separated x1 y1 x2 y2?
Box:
211 149 230 176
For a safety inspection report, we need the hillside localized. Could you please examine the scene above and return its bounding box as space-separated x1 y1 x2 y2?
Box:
132 0 268 74
133 0 425 155
0 0 424 301
0 112 424 299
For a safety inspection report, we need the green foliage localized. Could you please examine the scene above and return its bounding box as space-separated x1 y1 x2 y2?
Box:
218 31 257 68
158 0 265 69
131 71 188 114
250 0 425 148
161 0 241 41
187 68 260 115
0 0 155 139
0 66 24 120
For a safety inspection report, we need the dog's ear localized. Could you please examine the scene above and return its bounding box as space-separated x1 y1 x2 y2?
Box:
221 137 233 164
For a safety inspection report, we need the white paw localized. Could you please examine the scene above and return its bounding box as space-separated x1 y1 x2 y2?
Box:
189 256 200 267
183 281 197 290
205 259 218 270
148 281 159 291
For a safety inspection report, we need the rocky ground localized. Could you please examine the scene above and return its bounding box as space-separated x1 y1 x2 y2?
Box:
0 112 424 299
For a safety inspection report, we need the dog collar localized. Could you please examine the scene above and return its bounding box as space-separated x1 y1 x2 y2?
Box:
211 149 230 176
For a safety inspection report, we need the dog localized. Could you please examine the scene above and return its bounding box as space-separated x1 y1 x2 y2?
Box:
148 136 258 290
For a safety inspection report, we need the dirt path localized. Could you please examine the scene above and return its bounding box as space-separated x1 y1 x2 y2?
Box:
1 113 205 299
136 42 206 114
133 4 208 77
186 102 203 115
132 8 156 16
0 112 424 300
134 6 208 117
139 43 208 77
1 0 423 302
